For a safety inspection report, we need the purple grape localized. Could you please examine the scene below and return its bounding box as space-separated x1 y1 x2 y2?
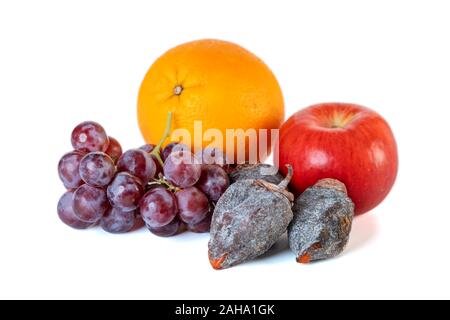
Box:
139 144 156 153
73 184 109 223
195 147 228 167
131 214 145 231
187 213 212 233
71 121 109 152
58 151 85 189
152 158 163 177
196 164 230 202
79 152 116 187
117 149 156 184
163 151 201 188
57 190 93 229
162 142 188 161
100 207 137 234
175 187 210 224
140 144 163 176
105 136 122 163
161 142 178 161
107 172 144 212
140 188 178 228
147 217 184 237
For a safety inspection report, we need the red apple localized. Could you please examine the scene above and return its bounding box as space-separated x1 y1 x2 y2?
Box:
278 103 398 215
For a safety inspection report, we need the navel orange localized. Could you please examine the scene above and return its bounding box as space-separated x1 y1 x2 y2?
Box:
137 39 284 162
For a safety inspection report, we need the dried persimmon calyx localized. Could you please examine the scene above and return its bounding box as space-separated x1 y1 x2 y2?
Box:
288 178 355 263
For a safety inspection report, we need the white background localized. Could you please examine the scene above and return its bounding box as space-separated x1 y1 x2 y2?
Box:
0 0 449 300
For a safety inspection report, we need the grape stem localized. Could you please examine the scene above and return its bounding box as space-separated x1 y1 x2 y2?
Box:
150 174 180 193
150 112 173 166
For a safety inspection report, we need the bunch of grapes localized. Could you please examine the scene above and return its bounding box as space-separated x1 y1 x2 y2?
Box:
57 115 230 237
142 143 230 236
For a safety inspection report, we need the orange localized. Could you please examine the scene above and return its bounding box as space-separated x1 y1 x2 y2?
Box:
137 39 284 162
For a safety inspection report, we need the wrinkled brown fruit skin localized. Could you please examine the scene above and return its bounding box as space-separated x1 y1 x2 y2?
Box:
288 179 354 263
208 179 293 270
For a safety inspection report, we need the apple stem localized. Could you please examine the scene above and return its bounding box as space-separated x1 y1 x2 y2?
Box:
150 111 173 166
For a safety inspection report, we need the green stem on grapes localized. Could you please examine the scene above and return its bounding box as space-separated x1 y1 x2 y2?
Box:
151 176 180 193
152 152 164 167
151 111 173 166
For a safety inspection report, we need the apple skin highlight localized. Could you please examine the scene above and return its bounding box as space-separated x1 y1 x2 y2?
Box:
278 103 398 215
